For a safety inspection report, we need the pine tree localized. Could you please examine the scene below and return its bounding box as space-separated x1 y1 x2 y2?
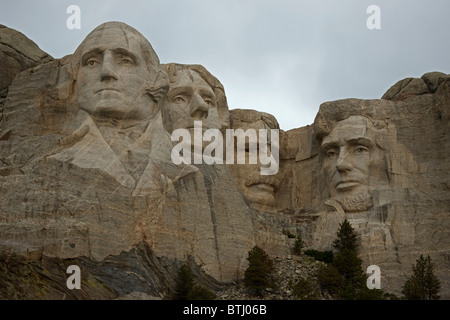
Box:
402 255 441 300
332 248 366 288
243 246 274 296
330 218 368 299
316 218 393 299
173 264 195 300
332 218 358 253
316 264 344 295
291 277 316 300
187 285 217 300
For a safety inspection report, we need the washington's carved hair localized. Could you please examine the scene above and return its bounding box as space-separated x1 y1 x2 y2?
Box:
70 21 170 103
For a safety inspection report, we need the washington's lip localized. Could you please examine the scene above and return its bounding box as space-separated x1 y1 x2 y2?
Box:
95 88 121 93
335 180 361 190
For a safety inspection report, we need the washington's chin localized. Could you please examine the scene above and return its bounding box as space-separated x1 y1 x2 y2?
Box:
80 101 146 120
171 125 211 134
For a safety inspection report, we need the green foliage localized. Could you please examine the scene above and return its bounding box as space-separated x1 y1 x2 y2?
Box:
315 218 394 300
358 287 397 300
243 246 275 296
291 277 316 300
282 229 297 239
333 218 358 253
332 248 366 288
173 264 195 300
187 285 217 300
173 264 216 300
304 249 334 264
316 264 344 295
402 255 441 300
292 235 304 256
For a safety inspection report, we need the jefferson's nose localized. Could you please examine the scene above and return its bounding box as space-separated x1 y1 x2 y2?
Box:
189 94 209 119
101 52 118 81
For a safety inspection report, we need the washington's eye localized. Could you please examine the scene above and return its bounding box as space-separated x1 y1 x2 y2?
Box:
204 99 213 106
86 59 99 66
354 146 369 154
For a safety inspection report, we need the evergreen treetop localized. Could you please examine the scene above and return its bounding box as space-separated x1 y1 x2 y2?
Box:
243 246 275 296
333 218 358 253
402 254 441 300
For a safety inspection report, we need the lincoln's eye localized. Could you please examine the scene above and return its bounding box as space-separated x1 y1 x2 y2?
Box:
327 150 337 158
121 58 134 65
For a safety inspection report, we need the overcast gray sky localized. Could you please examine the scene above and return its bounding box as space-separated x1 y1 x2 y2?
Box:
1 0 449 130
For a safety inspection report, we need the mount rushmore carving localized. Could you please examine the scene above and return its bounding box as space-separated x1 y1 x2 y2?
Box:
0 22 449 299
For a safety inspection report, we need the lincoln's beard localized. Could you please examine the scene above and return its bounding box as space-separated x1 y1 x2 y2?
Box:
336 192 373 212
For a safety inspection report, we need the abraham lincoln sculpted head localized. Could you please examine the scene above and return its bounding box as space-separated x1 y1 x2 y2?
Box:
318 114 389 213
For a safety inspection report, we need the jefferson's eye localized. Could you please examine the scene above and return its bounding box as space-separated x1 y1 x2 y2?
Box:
354 146 369 154
204 99 213 106
173 96 186 103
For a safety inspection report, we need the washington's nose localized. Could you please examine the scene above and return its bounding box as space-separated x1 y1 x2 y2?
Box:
189 94 209 119
101 53 118 81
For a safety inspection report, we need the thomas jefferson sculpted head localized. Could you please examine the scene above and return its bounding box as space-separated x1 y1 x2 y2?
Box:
162 63 229 137
72 22 169 121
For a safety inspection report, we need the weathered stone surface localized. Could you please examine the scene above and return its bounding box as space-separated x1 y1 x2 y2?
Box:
0 25 53 126
0 23 256 299
0 25 52 92
279 75 450 297
0 22 449 300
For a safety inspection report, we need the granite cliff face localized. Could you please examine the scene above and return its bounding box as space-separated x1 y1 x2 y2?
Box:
0 22 449 299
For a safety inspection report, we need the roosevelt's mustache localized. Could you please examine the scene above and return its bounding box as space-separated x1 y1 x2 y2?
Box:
245 172 281 189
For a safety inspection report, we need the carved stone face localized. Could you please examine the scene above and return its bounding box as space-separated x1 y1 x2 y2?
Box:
165 68 220 134
321 115 376 211
227 112 280 212
75 26 156 120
